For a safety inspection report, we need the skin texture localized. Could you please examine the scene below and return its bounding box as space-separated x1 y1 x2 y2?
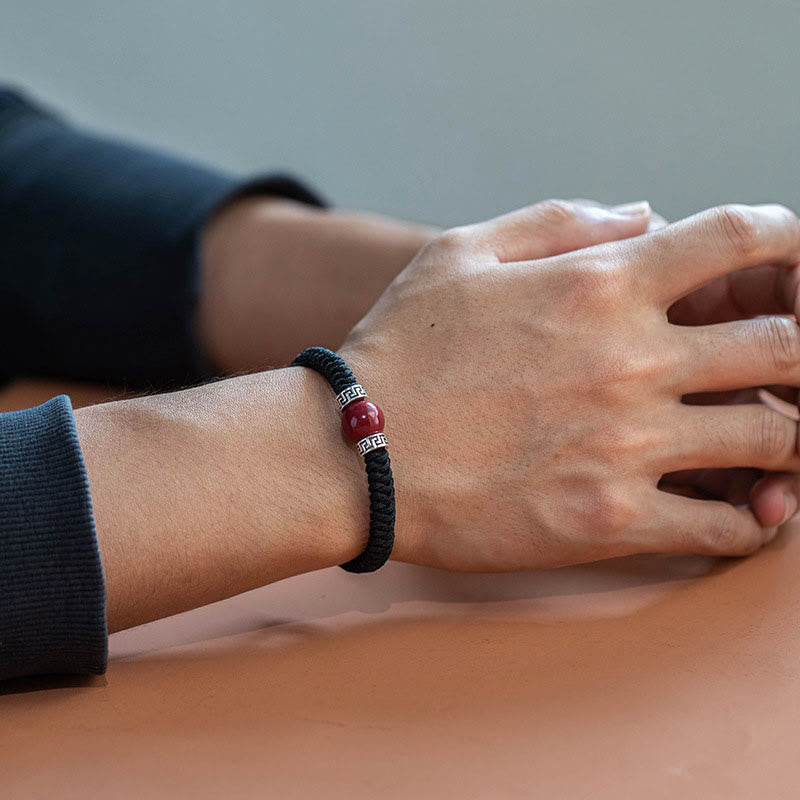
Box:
76 199 663 631
338 201 800 570
74 198 800 631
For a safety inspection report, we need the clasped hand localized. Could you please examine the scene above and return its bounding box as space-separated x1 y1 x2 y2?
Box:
340 200 800 570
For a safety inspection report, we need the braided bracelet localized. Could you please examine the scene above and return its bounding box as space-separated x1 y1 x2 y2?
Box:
291 347 395 573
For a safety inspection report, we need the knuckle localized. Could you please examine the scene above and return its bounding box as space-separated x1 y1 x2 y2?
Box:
585 485 638 537
753 407 793 461
432 225 472 255
712 204 758 257
759 315 800 373
535 198 577 228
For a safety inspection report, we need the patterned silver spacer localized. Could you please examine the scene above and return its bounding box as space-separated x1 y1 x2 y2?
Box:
336 383 368 411
357 432 388 456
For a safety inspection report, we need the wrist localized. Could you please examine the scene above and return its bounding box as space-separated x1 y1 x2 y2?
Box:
201 366 374 573
218 366 371 573
269 365 373 569
336 340 426 566
292 346 397 572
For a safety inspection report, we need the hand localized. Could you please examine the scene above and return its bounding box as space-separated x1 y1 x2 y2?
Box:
197 197 439 373
77 196 661 630
340 201 800 571
196 196 664 376
662 243 800 527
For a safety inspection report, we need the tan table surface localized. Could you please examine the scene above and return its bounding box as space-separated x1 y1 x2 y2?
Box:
2 381 799 799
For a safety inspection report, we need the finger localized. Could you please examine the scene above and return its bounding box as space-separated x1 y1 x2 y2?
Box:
677 315 800 393
649 490 772 556
719 262 800 319
668 263 800 326
463 198 654 263
667 404 800 472
638 204 800 307
749 472 800 528
569 198 669 231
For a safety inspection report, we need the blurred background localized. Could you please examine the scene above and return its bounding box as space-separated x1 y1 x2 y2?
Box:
2 0 797 226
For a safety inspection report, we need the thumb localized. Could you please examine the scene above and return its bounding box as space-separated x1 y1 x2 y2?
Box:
466 198 654 263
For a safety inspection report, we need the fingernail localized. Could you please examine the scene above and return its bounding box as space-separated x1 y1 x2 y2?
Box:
781 492 798 525
612 201 651 217
648 213 669 231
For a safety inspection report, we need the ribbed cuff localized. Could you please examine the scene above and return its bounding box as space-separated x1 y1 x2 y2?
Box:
0 395 106 680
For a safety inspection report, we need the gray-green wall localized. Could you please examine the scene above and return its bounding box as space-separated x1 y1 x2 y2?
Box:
2 0 798 225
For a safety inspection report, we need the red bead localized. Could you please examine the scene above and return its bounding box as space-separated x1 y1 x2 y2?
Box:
342 399 385 443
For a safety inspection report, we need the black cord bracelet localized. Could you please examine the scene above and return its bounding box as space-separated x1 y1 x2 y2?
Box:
291 346 395 573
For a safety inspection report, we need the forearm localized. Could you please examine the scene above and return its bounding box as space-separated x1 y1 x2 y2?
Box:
75 368 367 632
197 197 438 373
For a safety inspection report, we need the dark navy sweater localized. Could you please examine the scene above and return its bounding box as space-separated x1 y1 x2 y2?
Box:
0 89 322 681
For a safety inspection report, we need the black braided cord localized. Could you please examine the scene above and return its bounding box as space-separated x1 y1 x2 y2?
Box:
291 347 396 573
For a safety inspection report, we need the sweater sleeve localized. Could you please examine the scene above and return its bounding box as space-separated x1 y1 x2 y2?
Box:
0 87 325 390
0 89 327 680
0 395 106 680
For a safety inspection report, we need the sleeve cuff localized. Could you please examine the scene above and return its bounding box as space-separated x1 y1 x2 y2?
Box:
0 395 107 680
182 172 328 380
0 87 326 389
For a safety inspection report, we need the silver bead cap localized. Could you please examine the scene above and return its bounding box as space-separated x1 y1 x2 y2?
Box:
357 432 388 456
336 383 367 411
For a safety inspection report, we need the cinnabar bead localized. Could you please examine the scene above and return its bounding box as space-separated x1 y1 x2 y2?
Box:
342 399 385 443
